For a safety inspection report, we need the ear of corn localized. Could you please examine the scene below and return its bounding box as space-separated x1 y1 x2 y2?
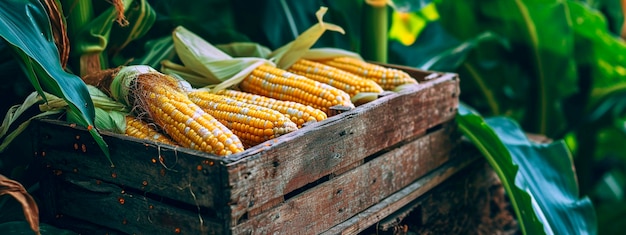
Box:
215 89 327 128
287 59 384 97
124 116 177 146
238 64 355 115
315 56 418 90
109 66 245 156
188 91 298 147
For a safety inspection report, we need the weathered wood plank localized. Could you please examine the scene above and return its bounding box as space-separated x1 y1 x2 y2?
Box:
33 119 229 209
322 154 481 235
230 126 459 235
45 173 226 235
226 74 459 223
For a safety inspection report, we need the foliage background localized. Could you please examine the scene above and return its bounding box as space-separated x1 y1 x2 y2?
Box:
0 0 623 234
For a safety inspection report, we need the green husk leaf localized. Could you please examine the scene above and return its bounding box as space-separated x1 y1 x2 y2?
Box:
267 6 346 69
93 108 126 134
0 91 62 153
172 26 271 89
160 59 211 88
0 110 62 153
301 48 364 61
0 92 46 138
216 42 273 58
350 92 380 106
132 36 175 69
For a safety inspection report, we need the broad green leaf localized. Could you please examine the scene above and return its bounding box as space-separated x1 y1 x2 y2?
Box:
583 0 625 36
0 222 76 235
418 31 506 71
0 0 110 161
568 1 626 113
437 0 578 137
457 105 597 235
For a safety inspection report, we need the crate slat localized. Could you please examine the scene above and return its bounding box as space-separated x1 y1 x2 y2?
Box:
230 126 459 235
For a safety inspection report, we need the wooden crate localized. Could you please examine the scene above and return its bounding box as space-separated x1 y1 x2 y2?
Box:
31 66 461 235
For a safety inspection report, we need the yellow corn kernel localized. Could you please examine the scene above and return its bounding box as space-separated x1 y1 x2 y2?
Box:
315 56 418 90
188 91 298 147
215 89 327 128
135 73 244 156
124 116 177 145
288 59 384 97
238 64 355 115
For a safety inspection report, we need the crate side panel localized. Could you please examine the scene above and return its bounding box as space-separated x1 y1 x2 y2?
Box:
227 75 459 222
231 126 458 235
323 156 482 235
45 173 226 235
35 119 228 209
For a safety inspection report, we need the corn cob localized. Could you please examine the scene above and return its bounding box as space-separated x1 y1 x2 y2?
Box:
314 56 418 90
215 89 327 128
288 59 384 97
124 116 177 145
82 66 246 156
188 91 298 146
238 64 354 115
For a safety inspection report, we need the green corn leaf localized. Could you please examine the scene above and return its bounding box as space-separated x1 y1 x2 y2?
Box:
418 31 507 71
436 0 578 137
65 0 133 56
108 0 156 56
0 0 110 163
568 1 626 115
457 104 597 235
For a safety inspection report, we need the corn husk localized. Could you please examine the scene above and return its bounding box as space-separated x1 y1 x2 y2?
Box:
170 7 343 91
171 26 271 89
216 42 272 58
0 84 130 152
267 7 345 69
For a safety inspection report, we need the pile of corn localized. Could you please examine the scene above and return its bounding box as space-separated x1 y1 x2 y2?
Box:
93 54 417 157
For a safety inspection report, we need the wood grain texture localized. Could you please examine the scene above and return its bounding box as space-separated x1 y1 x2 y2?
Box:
43 174 226 235
230 126 459 235
322 153 480 235
225 74 459 223
33 119 229 209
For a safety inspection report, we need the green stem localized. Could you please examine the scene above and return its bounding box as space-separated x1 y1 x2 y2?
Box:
361 2 388 63
62 0 97 75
